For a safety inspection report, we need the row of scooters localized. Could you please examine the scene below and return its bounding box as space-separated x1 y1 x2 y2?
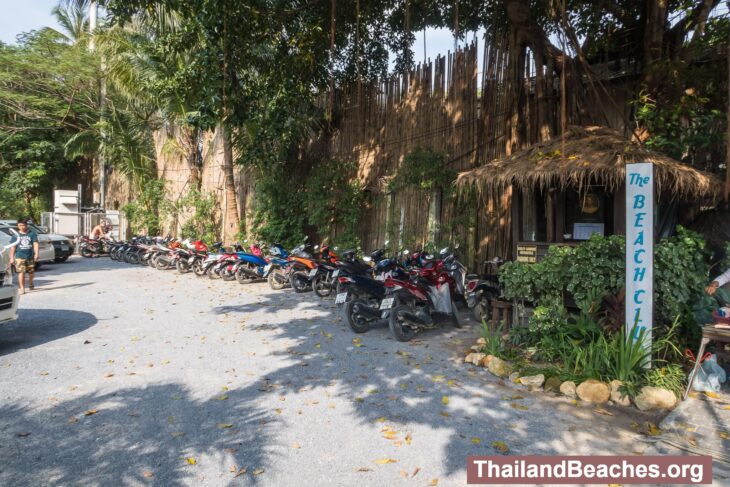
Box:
100 236 503 342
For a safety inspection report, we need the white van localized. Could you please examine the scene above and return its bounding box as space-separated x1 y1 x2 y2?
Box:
0 231 19 324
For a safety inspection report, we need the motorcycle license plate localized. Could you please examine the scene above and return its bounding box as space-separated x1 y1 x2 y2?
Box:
335 292 348 305
379 298 395 310
264 264 272 274
332 269 339 278
308 268 318 278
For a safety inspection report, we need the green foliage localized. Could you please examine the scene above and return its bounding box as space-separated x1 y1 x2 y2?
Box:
501 228 712 335
304 158 364 249
607 325 651 383
122 178 167 235
178 189 218 244
643 364 686 399
479 320 504 357
388 148 454 192
566 235 625 311
654 227 710 338
528 295 567 334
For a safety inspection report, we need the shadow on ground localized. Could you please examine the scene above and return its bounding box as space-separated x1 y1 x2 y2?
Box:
0 383 274 486
0 309 97 355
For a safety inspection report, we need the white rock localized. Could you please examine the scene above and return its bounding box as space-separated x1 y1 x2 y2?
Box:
519 374 545 389
609 380 631 407
634 386 677 411
559 381 577 398
576 379 610 404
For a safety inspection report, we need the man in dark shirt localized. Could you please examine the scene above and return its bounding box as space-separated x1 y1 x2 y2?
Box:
9 219 39 294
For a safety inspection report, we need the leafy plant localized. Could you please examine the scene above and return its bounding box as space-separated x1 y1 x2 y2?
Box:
528 295 567 334
607 324 651 383
480 320 504 357
644 364 686 399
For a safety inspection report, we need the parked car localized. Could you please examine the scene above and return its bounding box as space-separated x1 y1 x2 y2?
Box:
29 223 75 262
0 222 56 268
0 231 19 324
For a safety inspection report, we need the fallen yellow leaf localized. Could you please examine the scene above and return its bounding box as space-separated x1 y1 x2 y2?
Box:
375 417 387 423
143 471 154 478
170 431 185 437
441 395 449 405
252 468 265 476
704 391 720 399
491 441 509 453
510 403 529 411
405 433 412 445
355 467 372 472
217 423 234 429
216 394 229 401
233 467 247 477
593 408 614 416
292 442 301 449
471 437 481 444
185 457 196 465
719 432 729 440
374 458 398 464
84 409 98 416
646 423 662 436
429 479 439 486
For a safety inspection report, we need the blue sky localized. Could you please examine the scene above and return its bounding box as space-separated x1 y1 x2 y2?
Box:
0 1 481 72
0 0 59 44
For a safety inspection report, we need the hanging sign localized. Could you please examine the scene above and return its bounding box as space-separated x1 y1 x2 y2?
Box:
625 163 653 354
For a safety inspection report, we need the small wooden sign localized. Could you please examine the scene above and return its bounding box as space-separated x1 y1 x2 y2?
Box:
516 244 537 263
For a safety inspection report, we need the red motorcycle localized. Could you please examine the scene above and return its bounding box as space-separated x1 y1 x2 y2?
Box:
382 247 465 341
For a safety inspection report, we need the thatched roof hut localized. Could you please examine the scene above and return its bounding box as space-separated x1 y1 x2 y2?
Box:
456 126 723 202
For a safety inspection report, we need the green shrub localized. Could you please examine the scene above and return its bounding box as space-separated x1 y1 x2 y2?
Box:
643 364 686 398
528 295 567 334
479 320 504 357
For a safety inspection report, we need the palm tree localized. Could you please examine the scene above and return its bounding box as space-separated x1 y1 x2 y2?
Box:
47 5 90 45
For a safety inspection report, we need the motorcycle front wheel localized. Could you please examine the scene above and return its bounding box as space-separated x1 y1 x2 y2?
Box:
80 247 93 258
192 260 205 276
451 300 464 328
289 270 311 293
176 260 190 273
388 304 416 342
267 269 287 290
312 273 333 298
236 266 256 284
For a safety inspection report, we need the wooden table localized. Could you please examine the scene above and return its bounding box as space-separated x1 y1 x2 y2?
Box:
683 325 730 400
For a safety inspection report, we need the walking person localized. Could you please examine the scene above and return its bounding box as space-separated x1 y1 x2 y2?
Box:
9 219 39 294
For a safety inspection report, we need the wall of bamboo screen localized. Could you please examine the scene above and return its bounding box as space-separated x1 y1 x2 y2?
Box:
323 30 620 265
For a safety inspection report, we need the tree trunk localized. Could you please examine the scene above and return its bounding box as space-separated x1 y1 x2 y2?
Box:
222 127 239 244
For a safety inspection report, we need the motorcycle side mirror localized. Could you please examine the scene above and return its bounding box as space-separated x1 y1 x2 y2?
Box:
362 256 372 263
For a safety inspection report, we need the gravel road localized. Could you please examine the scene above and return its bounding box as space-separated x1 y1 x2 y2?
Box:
0 256 705 486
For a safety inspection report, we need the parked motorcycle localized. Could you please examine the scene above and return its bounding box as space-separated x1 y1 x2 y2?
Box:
79 236 113 257
287 242 320 293
384 247 465 341
466 257 504 323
